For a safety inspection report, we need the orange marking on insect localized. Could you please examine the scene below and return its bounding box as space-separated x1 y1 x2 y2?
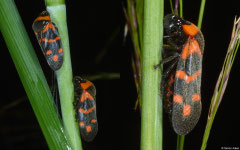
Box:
79 107 95 114
181 38 202 59
80 81 93 90
58 48 63 53
182 24 199 36
46 50 52 55
47 36 60 42
80 91 94 102
38 38 45 43
91 119 97 123
175 70 201 83
39 36 60 43
52 54 58 62
192 93 201 101
173 94 183 103
42 22 55 33
34 16 51 22
167 86 173 97
86 125 92 132
168 74 175 86
79 122 85 127
183 104 191 116
166 75 174 97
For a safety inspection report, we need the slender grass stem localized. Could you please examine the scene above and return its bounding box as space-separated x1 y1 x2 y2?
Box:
170 0 174 14
200 17 240 150
197 0 206 29
141 0 163 149
179 0 183 18
177 135 185 150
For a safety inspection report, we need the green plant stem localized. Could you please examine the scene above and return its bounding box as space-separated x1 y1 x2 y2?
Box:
126 0 141 57
201 107 215 150
0 0 71 149
177 135 185 150
81 72 120 81
179 0 183 18
136 0 144 51
197 0 206 28
141 0 163 149
169 0 174 14
46 1 82 150
200 18 240 150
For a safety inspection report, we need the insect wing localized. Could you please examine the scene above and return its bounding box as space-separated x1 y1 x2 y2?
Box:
32 11 63 71
74 76 98 142
171 37 203 135
78 93 98 142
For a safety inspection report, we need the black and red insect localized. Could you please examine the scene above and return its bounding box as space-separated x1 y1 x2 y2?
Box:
73 76 98 142
32 11 63 71
161 14 204 135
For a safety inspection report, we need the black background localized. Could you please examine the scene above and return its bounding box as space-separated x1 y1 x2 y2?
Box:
0 0 239 150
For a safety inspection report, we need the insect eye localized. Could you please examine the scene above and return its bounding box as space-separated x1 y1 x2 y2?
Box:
170 26 179 35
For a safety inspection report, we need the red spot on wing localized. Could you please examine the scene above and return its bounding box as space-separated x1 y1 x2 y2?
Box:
86 126 92 132
80 91 94 102
39 36 60 43
79 122 85 127
175 70 201 83
91 119 97 123
46 50 52 55
52 54 58 62
173 94 183 103
192 93 200 101
58 48 63 53
79 106 95 114
181 38 202 59
42 22 56 33
183 105 191 117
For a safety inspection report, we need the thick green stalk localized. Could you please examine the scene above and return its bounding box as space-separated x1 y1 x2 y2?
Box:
141 0 163 149
0 0 71 149
45 1 83 149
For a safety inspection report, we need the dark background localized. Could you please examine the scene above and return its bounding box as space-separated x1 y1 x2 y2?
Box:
0 0 239 150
